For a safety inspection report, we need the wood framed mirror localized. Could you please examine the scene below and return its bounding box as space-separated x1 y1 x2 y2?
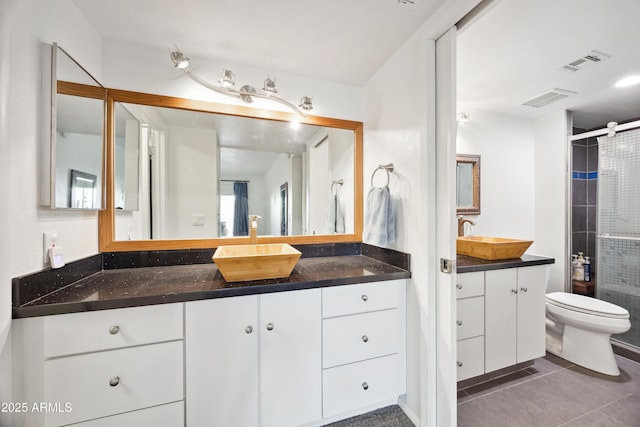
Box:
456 154 480 215
99 88 363 251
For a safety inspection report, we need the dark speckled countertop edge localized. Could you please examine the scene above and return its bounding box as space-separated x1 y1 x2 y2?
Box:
12 270 410 319
456 254 555 273
12 243 411 319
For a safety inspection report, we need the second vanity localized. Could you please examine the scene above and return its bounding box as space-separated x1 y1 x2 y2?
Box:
455 254 555 383
12 244 409 427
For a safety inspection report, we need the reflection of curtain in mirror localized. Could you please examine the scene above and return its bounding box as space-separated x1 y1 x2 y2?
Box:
233 181 249 236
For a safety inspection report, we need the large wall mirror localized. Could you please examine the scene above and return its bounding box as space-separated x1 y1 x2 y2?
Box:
99 89 363 251
48 43 106 209
456 154 480 215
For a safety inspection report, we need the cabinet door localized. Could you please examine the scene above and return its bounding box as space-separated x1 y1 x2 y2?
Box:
485 268 517 373
516 266 547 363
185 296 259 427
260 289 322 427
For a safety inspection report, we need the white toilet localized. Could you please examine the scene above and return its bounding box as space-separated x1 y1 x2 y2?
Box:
545 291 630 376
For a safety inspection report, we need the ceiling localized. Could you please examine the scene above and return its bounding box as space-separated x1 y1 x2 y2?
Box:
458 0 640 130
73 0 640 131
72 0 446 87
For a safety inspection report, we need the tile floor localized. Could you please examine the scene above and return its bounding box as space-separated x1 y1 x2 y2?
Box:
458 353 640 427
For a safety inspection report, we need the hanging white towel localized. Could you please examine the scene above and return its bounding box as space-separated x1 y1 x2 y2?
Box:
364 186 395 246
327 193 345 234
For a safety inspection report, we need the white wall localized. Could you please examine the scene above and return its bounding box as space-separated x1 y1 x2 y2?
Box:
363 29 432 425
456 109 536 240
1 0 104 422
535 111 570 292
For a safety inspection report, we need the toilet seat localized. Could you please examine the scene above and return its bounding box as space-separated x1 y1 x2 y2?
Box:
546 292 629 319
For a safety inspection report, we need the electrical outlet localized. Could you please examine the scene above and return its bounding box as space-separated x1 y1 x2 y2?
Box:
192 214 205 226
43 232 58 264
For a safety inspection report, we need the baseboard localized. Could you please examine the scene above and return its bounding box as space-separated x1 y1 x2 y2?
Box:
612 340 640 364
397 394 420 426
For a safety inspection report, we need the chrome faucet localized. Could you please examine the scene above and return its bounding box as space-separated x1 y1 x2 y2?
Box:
457 215 475 237
249 215 261 244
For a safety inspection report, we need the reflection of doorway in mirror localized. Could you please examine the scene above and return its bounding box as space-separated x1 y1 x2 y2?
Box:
219 195 235 237
280 182 288 235
70 169 97 209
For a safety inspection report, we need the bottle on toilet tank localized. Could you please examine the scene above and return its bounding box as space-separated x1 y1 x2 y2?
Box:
574 252 585 281
584 257 591 282
571 254 578 279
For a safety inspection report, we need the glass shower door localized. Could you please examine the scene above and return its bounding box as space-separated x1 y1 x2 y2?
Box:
597 129 640 348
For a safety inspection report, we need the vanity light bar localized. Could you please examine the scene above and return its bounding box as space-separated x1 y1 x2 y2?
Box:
169 49 313 116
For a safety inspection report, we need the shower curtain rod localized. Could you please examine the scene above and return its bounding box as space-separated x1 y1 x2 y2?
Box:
570 118 640 141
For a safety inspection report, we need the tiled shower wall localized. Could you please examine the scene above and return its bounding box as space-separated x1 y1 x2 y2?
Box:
571 132 598 273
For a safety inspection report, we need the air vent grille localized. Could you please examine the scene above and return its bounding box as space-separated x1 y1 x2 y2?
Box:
521 88 577 108
561 50 611 73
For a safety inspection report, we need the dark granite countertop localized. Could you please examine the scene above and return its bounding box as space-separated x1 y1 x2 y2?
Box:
13 244 411 318
456 254 555 273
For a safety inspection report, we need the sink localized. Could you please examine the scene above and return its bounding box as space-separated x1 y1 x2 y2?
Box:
456 236 533 260
212 243 301 282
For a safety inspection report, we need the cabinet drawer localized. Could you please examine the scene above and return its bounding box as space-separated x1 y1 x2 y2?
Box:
44 341 184 426
67 402 184 427
323 355 400 418
44 303 183 358
323 280 402 318
456 272 484 299
456 297 484 340
457 336 484 381
323 309 399 368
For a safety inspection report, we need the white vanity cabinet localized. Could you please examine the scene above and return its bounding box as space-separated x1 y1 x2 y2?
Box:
185 288 322 427
14 303 184 427
455 271 485 381
456 265 547 381
321 280 406 419
485 266 547 373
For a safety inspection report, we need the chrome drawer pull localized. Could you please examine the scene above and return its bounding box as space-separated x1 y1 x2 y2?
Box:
511 289 518 294
457 361 463 367
109 376 120 387
361 294 368 302
362 335 369 343
521 287 528 292
456 320 462 326
456 284 463 290
245 326 253 334
109 326 120 335
266 323 274 331
362 382 369 390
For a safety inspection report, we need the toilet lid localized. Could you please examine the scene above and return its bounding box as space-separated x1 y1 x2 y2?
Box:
546 292 629 318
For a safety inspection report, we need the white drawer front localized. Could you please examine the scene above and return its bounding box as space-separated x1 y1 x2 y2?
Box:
323 309 399 368
323 280 402 318
67 401 184 427
456 297 485 340
456 272 484 299
44 303 183 358
323 355 400 418
457 336 485 381
44 341 184 426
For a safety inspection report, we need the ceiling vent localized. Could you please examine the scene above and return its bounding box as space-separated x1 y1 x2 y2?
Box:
520 88 577 108
561 50 611 73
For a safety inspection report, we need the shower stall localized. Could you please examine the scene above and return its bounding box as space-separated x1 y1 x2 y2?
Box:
571 123 640 351
596 128 640 349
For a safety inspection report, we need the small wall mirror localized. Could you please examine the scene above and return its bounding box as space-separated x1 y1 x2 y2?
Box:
48 43 106 209
456 154 480 215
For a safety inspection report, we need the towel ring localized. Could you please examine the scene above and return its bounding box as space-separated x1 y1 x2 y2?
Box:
370 163 394 187
331 179 344 194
